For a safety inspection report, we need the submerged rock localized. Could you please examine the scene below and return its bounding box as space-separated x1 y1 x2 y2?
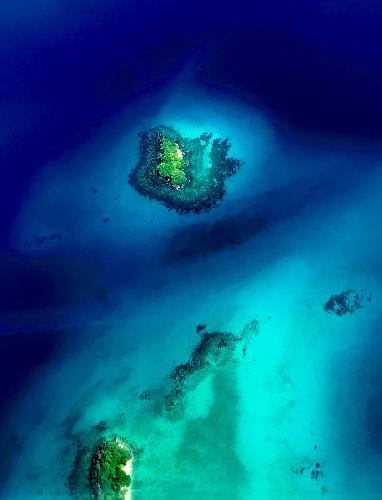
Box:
164 322 259 414
195 323 207 334
129 125 242 213
290 460 324 483
324 288 372 316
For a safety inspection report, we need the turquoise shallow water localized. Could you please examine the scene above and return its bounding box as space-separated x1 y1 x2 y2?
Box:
3 64 382 498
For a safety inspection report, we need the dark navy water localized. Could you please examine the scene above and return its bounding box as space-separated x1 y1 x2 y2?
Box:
2 0 382 497
3 0 382 236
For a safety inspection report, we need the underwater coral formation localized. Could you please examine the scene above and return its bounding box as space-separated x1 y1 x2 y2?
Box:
324 288 372 316
165 321 259 414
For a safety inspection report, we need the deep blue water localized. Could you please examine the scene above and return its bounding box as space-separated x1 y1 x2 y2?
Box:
3 0 382 240
2 0 382 497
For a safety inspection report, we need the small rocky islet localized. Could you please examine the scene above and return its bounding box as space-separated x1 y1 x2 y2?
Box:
129 125 243 213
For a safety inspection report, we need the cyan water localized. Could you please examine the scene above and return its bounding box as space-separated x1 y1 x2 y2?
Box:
2 1 382 498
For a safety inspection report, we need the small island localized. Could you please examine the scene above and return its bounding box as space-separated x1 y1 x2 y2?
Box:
88 437 133 499
129 125 243 213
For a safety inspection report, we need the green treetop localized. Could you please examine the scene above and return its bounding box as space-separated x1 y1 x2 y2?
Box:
90 439 132 496
157 136 187 186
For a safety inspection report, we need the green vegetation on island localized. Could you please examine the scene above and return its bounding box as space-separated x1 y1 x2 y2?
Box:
89 438 132 498
69 435 133 499
129 125 243 213
157 135 187 187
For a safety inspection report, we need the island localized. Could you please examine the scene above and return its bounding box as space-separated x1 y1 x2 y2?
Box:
69 436 133 499
129 125 243 213
89 437 133 499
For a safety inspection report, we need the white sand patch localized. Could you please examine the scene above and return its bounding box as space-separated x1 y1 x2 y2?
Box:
121 458 133 500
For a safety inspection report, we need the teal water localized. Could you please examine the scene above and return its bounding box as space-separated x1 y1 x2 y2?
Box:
3 64 382 498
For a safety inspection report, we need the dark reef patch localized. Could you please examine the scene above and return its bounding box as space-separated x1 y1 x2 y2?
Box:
324 289 372 316
164 321 259 416
24 232 63 249
290 459 325 489
290 460 323 480
129 125 242 213
195 323 207 334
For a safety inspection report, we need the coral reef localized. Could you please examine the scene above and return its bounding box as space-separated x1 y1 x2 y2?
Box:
195 323 207 334
129 125 242 213
164 321 259 414
290 460 324 481
24 232 62 248
324 288 372 316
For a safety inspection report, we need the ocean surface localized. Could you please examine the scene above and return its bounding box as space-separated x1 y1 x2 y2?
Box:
2 0 382 498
